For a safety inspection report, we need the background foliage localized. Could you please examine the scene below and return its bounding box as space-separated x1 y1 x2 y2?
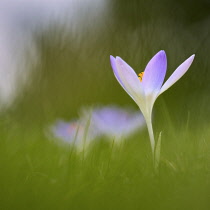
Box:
1 0 210 209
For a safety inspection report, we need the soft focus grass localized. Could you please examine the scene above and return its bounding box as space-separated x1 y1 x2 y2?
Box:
0 119 210 210
1 0 210 209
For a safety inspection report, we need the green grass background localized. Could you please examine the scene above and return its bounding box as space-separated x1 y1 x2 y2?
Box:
1 0 210 209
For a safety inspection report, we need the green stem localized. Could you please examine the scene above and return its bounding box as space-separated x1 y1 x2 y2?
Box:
145 118 155 160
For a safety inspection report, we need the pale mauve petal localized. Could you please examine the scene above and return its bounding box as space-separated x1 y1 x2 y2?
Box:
110 56 128 93
90 106 145 139
142 50 167 95
159 54 195 95
110 56 144 106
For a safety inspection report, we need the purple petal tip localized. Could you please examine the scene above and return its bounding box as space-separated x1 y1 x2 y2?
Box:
110 55 116 68
116 56 124 65
153 50 167 63
186 54 195 64
191 54 195 61
158 50 166 57
110 55 114 62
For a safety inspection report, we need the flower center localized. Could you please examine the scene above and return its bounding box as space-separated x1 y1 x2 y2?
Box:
138 72 144 82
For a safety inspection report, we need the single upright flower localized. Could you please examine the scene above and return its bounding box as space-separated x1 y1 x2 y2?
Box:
110 50 195 156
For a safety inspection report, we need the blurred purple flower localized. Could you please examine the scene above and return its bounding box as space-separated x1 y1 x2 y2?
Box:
50 106 145 147
52 120 81 143
88 106 145 140
51 119 97 148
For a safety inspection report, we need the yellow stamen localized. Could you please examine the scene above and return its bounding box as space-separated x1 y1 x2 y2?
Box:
138 72 144 82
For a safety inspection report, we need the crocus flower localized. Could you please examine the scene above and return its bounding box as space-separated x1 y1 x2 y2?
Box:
50 106 145 148
51 119 97 149
110 50 195 155
82 106 145 140
51 120 82 143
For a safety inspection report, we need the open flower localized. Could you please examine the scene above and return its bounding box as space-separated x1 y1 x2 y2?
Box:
50 106 145 148
50 119 98 149
110 50 195 154
82 106 145 140
51 120 83 143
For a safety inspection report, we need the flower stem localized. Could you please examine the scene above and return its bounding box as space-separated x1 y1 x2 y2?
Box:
145 118 155 159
